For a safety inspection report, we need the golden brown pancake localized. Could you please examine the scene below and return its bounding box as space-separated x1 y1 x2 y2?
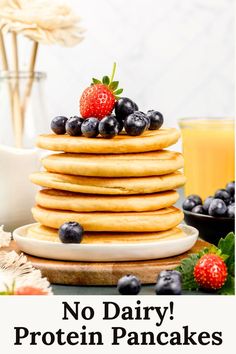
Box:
35 189 179 212
37 128 180 154
32 205 183 232
42 150 184 177
27 224 185 243
30 171 186 195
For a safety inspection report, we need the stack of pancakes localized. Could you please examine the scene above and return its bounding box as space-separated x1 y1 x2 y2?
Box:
29 128 186 244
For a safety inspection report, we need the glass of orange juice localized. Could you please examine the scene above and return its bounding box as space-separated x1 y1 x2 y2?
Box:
179 118 235 200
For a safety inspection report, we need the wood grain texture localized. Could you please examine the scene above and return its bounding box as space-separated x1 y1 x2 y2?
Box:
5 239 210 285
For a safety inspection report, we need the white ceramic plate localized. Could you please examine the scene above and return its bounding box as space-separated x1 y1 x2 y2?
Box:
13 223 199 262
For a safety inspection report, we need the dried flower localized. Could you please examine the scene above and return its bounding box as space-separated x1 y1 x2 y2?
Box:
0 225 11 248
0 251 52 294
0 0 84 46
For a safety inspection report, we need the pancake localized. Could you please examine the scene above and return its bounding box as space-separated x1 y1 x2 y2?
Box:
37 128 180 154
42 150 184 177
32 205 183 232
27 224 185 243
35 189 179 212
30 171 186 195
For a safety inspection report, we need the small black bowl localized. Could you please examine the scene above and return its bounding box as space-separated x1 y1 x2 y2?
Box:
184 211 235 245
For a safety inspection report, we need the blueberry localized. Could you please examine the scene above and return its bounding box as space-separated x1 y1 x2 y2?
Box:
81 117 99 138
124 112 147 136
155 270 182 295
66 116 84 136
214 189 231 205
158 270 181 281
208 198 227 217
192 205 205 214
117 119 124 133
203 196 214 213
140 112 150 130
51 116 68 135
229 196 235 204
59 222 84 243
99 115 119 139
182 198 197 211
188 194 202 205
117 274 141 295
134 111 150 130
133 111 150 130
146 110 164 130
114 97 138 121
226 181 235 196
227 204 235 218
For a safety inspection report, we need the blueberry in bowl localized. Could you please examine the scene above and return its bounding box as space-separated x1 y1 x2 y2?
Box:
183 183 235 245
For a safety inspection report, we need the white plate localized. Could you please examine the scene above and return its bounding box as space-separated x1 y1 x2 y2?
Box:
13 223 198 262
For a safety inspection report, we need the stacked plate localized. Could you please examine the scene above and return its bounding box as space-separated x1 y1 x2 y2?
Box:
16 128 198 261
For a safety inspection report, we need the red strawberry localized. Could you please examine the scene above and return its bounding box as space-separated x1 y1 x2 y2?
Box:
15 286 48 295
80 84 115 119
194 254 227 290
80 63 123 119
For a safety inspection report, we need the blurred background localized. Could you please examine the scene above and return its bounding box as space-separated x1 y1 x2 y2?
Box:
36 0 234 137
0 0 234 229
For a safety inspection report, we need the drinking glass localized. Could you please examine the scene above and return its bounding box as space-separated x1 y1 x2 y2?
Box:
179 118 235 200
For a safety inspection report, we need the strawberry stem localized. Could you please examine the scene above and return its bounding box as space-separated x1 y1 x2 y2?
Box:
110 62 116 82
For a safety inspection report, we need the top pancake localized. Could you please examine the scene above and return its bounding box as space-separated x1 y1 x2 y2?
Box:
37 128 180 154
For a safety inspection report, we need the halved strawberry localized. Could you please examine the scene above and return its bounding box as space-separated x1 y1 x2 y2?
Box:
80 63 123 119
14 286 48 295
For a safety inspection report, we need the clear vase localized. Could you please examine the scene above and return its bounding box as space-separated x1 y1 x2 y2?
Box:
0 71 48 231
0 71 48 148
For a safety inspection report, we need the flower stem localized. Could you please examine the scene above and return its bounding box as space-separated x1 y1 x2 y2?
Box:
12 32 23 148
21 41 39 128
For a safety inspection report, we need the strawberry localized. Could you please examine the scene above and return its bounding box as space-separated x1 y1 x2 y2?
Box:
194 254 227 290
80 63 123 119
14 286 48 295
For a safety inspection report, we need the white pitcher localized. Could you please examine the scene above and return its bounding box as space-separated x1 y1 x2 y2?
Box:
0 145 41 231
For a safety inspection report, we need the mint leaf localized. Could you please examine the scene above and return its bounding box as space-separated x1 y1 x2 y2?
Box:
218 232 235 276
109 81 119 91
217 275 235 295
176 254 200 290
228 259 235 277
218 232 235 255
102 76 110 85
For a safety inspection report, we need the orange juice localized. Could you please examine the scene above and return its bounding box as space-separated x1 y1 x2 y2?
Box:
179 118 235 200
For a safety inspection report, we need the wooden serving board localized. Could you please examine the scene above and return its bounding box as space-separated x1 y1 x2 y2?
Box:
5 240 209 285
